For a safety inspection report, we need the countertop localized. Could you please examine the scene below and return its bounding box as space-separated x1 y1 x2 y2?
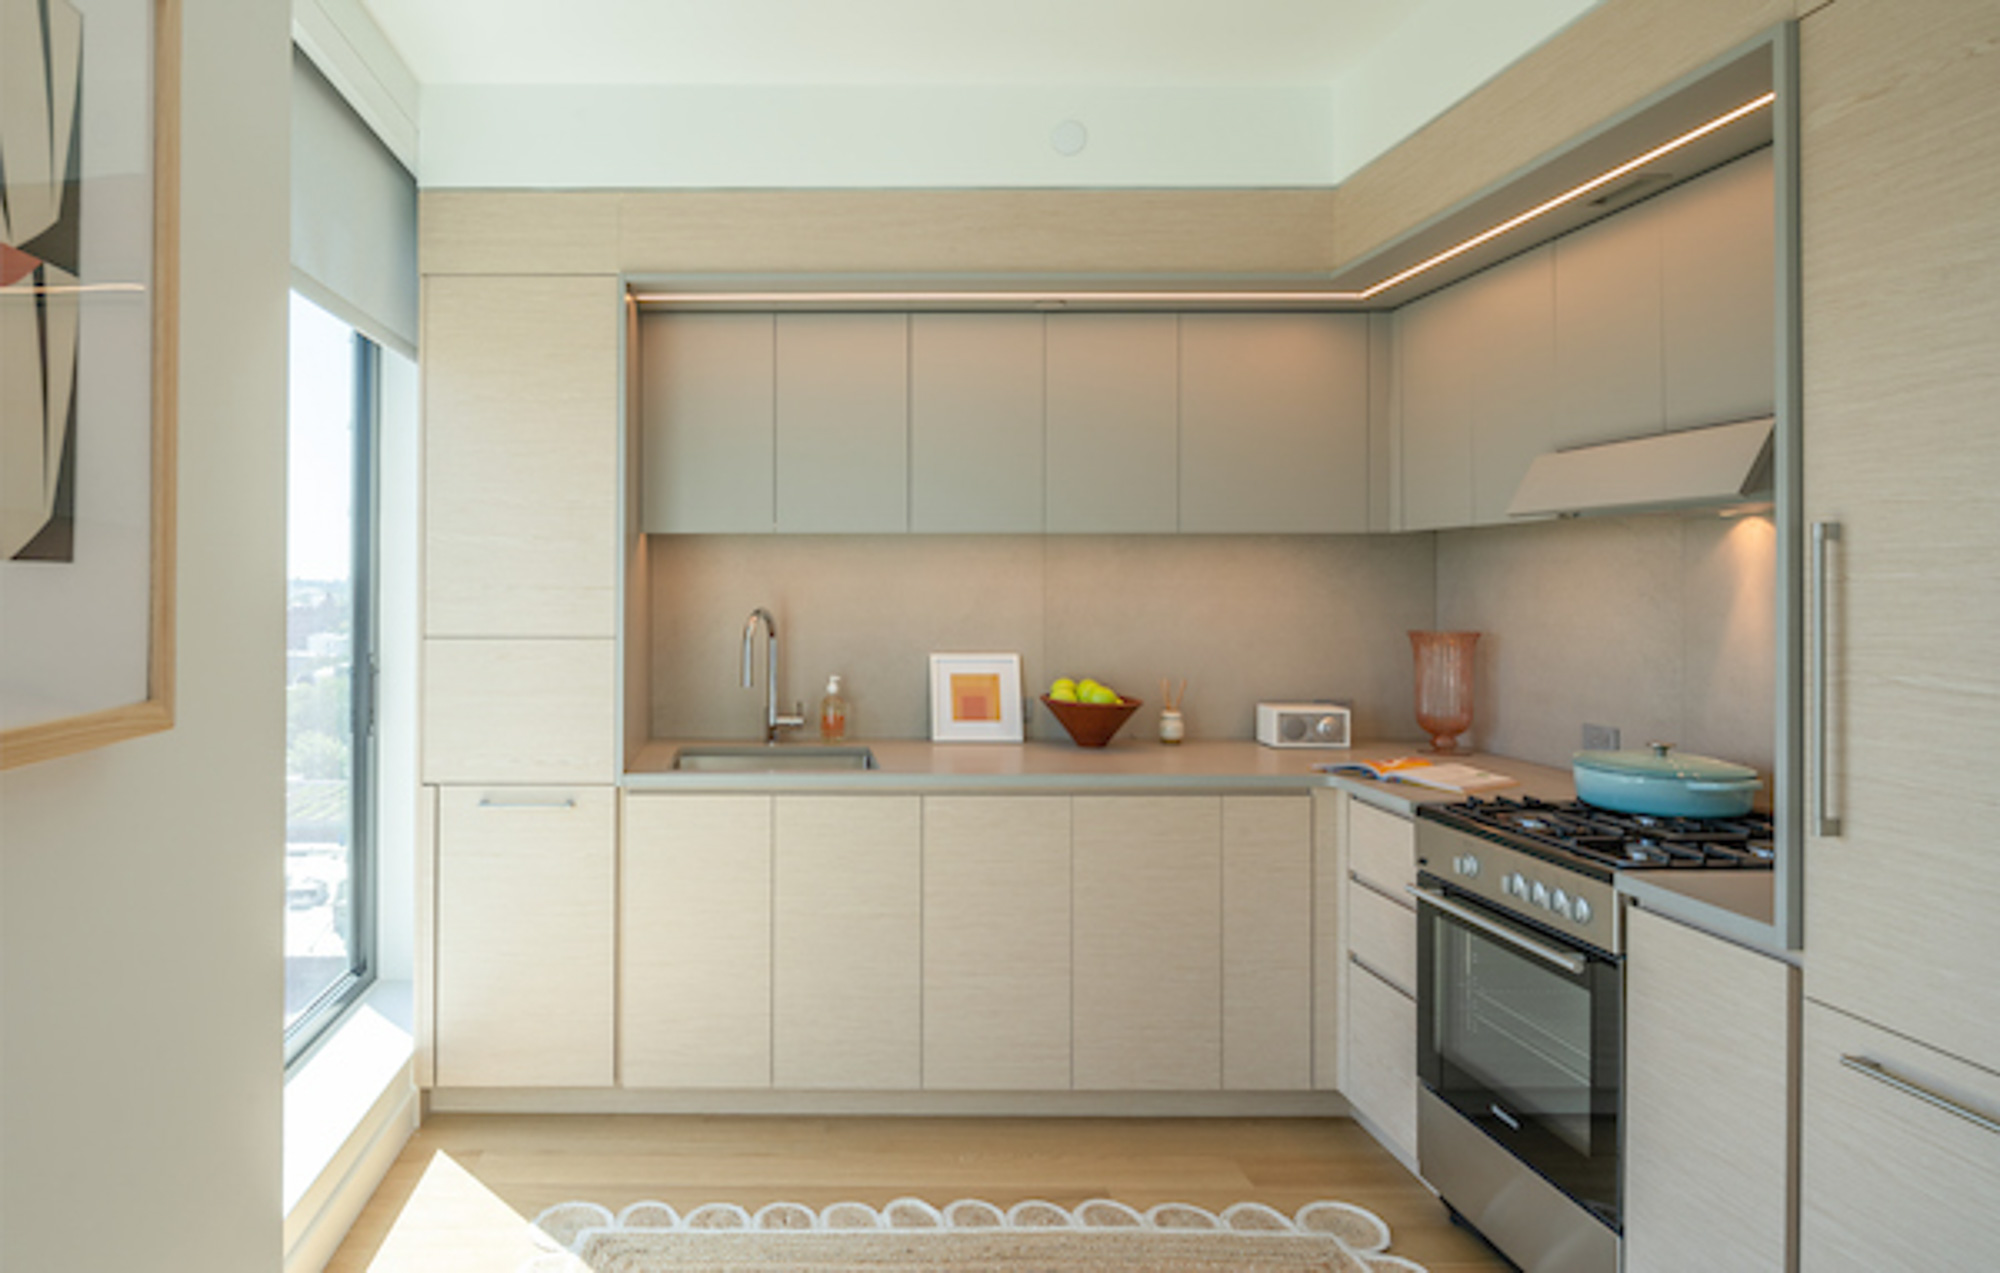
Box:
625 736 1779 949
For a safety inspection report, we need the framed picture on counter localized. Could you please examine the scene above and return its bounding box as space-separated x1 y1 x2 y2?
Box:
928 652 1024 743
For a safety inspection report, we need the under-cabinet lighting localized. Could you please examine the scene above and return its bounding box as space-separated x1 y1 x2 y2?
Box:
2 282 146 296
631 93 1775 309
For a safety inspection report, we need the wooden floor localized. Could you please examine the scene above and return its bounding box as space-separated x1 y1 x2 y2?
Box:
328 1113 1513 1271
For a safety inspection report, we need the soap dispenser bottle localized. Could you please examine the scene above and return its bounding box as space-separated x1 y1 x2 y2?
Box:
819 675 849 743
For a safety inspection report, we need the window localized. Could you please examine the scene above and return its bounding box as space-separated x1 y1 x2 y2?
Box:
285 291 378 1062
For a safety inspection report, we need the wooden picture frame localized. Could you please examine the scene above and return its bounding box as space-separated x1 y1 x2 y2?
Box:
928 652 1025 743
2 0 179 769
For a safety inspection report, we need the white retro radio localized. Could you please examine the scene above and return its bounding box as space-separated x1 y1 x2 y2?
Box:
1255 702 1352 749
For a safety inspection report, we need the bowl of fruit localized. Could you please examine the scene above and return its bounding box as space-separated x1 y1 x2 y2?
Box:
1041 677 1142 748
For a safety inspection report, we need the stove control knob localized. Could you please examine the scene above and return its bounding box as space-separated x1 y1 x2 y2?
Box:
1531 880 1552 910
1571 897 1594 925
1508 873 1528 899
1454 854 1481 879
1551 888 1573 919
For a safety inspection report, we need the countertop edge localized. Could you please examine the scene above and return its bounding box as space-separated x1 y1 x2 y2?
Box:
1617 873 1795 961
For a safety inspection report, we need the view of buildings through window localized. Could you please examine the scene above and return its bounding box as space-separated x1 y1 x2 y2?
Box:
285 292 375 1052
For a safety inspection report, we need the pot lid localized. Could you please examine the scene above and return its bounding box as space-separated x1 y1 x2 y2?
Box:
1572 742 1758 783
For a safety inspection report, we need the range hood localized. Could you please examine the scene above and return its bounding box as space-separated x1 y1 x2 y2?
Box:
1507 417 1775 518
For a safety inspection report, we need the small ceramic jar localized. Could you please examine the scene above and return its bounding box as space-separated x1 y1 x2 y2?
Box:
1158 708 1185 744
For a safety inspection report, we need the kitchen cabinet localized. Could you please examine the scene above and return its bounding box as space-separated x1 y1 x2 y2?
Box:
423 275 620 638
1659 148 1775 431
1311 792 1344 1091
771 796 923 1088
909 315 1046 533
433 787 615 1087
1071 796 1222 1090
421 638 617 784
774 314 910 533
1221 795 1313 1090
1799 1001 2000 1269
921 796 1072 1090
1340 798 1418 1162
1178 315 1370 533
1042 314 1181 534
638 313 776 534
620 794 772 1089
1552 193 1667 449
1623 907 1795 1273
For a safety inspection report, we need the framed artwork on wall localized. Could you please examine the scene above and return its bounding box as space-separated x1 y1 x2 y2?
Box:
928 652 1024 743
1 0 180 769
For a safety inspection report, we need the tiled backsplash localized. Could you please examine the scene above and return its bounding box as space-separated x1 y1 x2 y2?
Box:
648 534 1439 744
1435 512 1777 777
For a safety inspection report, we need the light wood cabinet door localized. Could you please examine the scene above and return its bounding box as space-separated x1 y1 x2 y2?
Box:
771 796 922 1088
1072 796 1222 1090
424 275 619 638
774 314 909 533
434 788 615 1087
1179 315 1370 533
1344 957 1417 1163
1347 800 1416 893
1552 194 1665 448
1799 1001 2000 1270
1044 314 1179 534
909 315 1045 533
638 313 775 534
1312 791 1344 1091
1221 796 1312 1090
921 796 1072 1090
620 795 772 1089
1623 908 1795 1273
421 638 617 784
1799 0 2000 1068
1659 148 1775 432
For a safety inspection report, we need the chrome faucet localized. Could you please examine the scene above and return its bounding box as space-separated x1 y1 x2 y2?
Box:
741 607 805 744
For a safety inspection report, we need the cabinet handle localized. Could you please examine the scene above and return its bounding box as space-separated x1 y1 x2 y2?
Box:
1348 951 1416 1002
1841 1055 2000 1137
1350 870 1417 913
1812 520 1842 837
476 796 578 810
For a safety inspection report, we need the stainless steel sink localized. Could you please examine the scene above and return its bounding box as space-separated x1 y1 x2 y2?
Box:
672 745 877 772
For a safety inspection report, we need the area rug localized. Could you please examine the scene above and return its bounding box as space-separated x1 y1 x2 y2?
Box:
524 1197 1429 1271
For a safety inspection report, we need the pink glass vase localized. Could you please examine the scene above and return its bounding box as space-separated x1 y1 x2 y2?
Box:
1410 630 1480 754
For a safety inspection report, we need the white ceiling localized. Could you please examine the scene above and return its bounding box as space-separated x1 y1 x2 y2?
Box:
356 0 1422 88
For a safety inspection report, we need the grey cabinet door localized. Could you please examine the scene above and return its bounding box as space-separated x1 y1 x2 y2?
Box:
1553 194 1666 447
1045 314 1180 533
909 314 1045 533
1660 149 1776 432
774 314 910 533
639 312 775 534
1179 314 1370 533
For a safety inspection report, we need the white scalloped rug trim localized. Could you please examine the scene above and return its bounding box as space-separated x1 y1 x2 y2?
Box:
525 1197 1429 1271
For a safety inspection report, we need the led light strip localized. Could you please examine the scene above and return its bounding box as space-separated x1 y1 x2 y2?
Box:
2 283 147 296
632 93 1775 308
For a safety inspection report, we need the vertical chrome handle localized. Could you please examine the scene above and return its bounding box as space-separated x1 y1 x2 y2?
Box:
1811 521 1842 836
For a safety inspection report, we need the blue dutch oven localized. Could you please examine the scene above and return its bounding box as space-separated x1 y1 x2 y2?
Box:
1572 742 1762 818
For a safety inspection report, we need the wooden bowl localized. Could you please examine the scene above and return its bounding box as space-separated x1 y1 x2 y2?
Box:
1040 694 1142 748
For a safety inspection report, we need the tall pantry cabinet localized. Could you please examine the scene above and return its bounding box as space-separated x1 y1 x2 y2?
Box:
421 274 623 1088
1798 1 2000 1263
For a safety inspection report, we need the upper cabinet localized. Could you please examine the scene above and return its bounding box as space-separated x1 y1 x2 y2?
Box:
1179 314 1370 534
641 310 1370 535
1396 149 1776 532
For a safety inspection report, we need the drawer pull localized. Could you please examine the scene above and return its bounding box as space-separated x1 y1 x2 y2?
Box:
1841 1055 2000 1136
1348 951 1415 1002
1350 871 1417 913
476 796 578 810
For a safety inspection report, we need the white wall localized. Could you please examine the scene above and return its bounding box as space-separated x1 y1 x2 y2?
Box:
0 0 292 1268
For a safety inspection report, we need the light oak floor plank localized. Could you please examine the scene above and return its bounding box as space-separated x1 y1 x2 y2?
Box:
326 1114 1511 1272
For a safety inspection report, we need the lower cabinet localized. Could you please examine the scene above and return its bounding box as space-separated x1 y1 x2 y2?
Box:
771 796 923 1089
921 796 1073 1090
1623 907 1795 1273
1344 957 1418 1159
1340 798 1419 1161
1221 796 1314 1090
1799 1000 2000 1269
434 787 615 1087
620 794 772 1088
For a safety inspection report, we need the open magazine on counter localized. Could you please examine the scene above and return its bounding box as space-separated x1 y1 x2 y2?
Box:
1314 755 1519 794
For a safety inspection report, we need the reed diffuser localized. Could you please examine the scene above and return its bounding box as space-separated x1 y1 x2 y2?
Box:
1158 677 1187 744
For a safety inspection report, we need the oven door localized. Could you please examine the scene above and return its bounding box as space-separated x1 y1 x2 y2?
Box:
1413 873 1622 1230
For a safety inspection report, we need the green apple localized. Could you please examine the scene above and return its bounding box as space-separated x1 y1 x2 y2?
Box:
1085 684 1120 705
1049 686 1079 703
1050 677 1077 696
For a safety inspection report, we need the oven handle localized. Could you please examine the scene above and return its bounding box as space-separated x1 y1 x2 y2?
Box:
1406 884 1588 976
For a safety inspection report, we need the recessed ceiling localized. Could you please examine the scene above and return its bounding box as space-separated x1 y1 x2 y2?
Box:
357 0 1420 87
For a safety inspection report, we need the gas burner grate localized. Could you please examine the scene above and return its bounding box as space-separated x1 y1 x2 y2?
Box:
1434 795 1774 870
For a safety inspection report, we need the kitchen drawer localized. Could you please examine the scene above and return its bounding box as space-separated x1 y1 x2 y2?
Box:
1345 955 1418 1162
1800 1000 2000 1268
1348 801 1416 893
1347 874 1417 997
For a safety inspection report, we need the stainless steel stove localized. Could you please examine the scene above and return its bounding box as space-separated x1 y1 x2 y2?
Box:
1408 797 1772 1273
